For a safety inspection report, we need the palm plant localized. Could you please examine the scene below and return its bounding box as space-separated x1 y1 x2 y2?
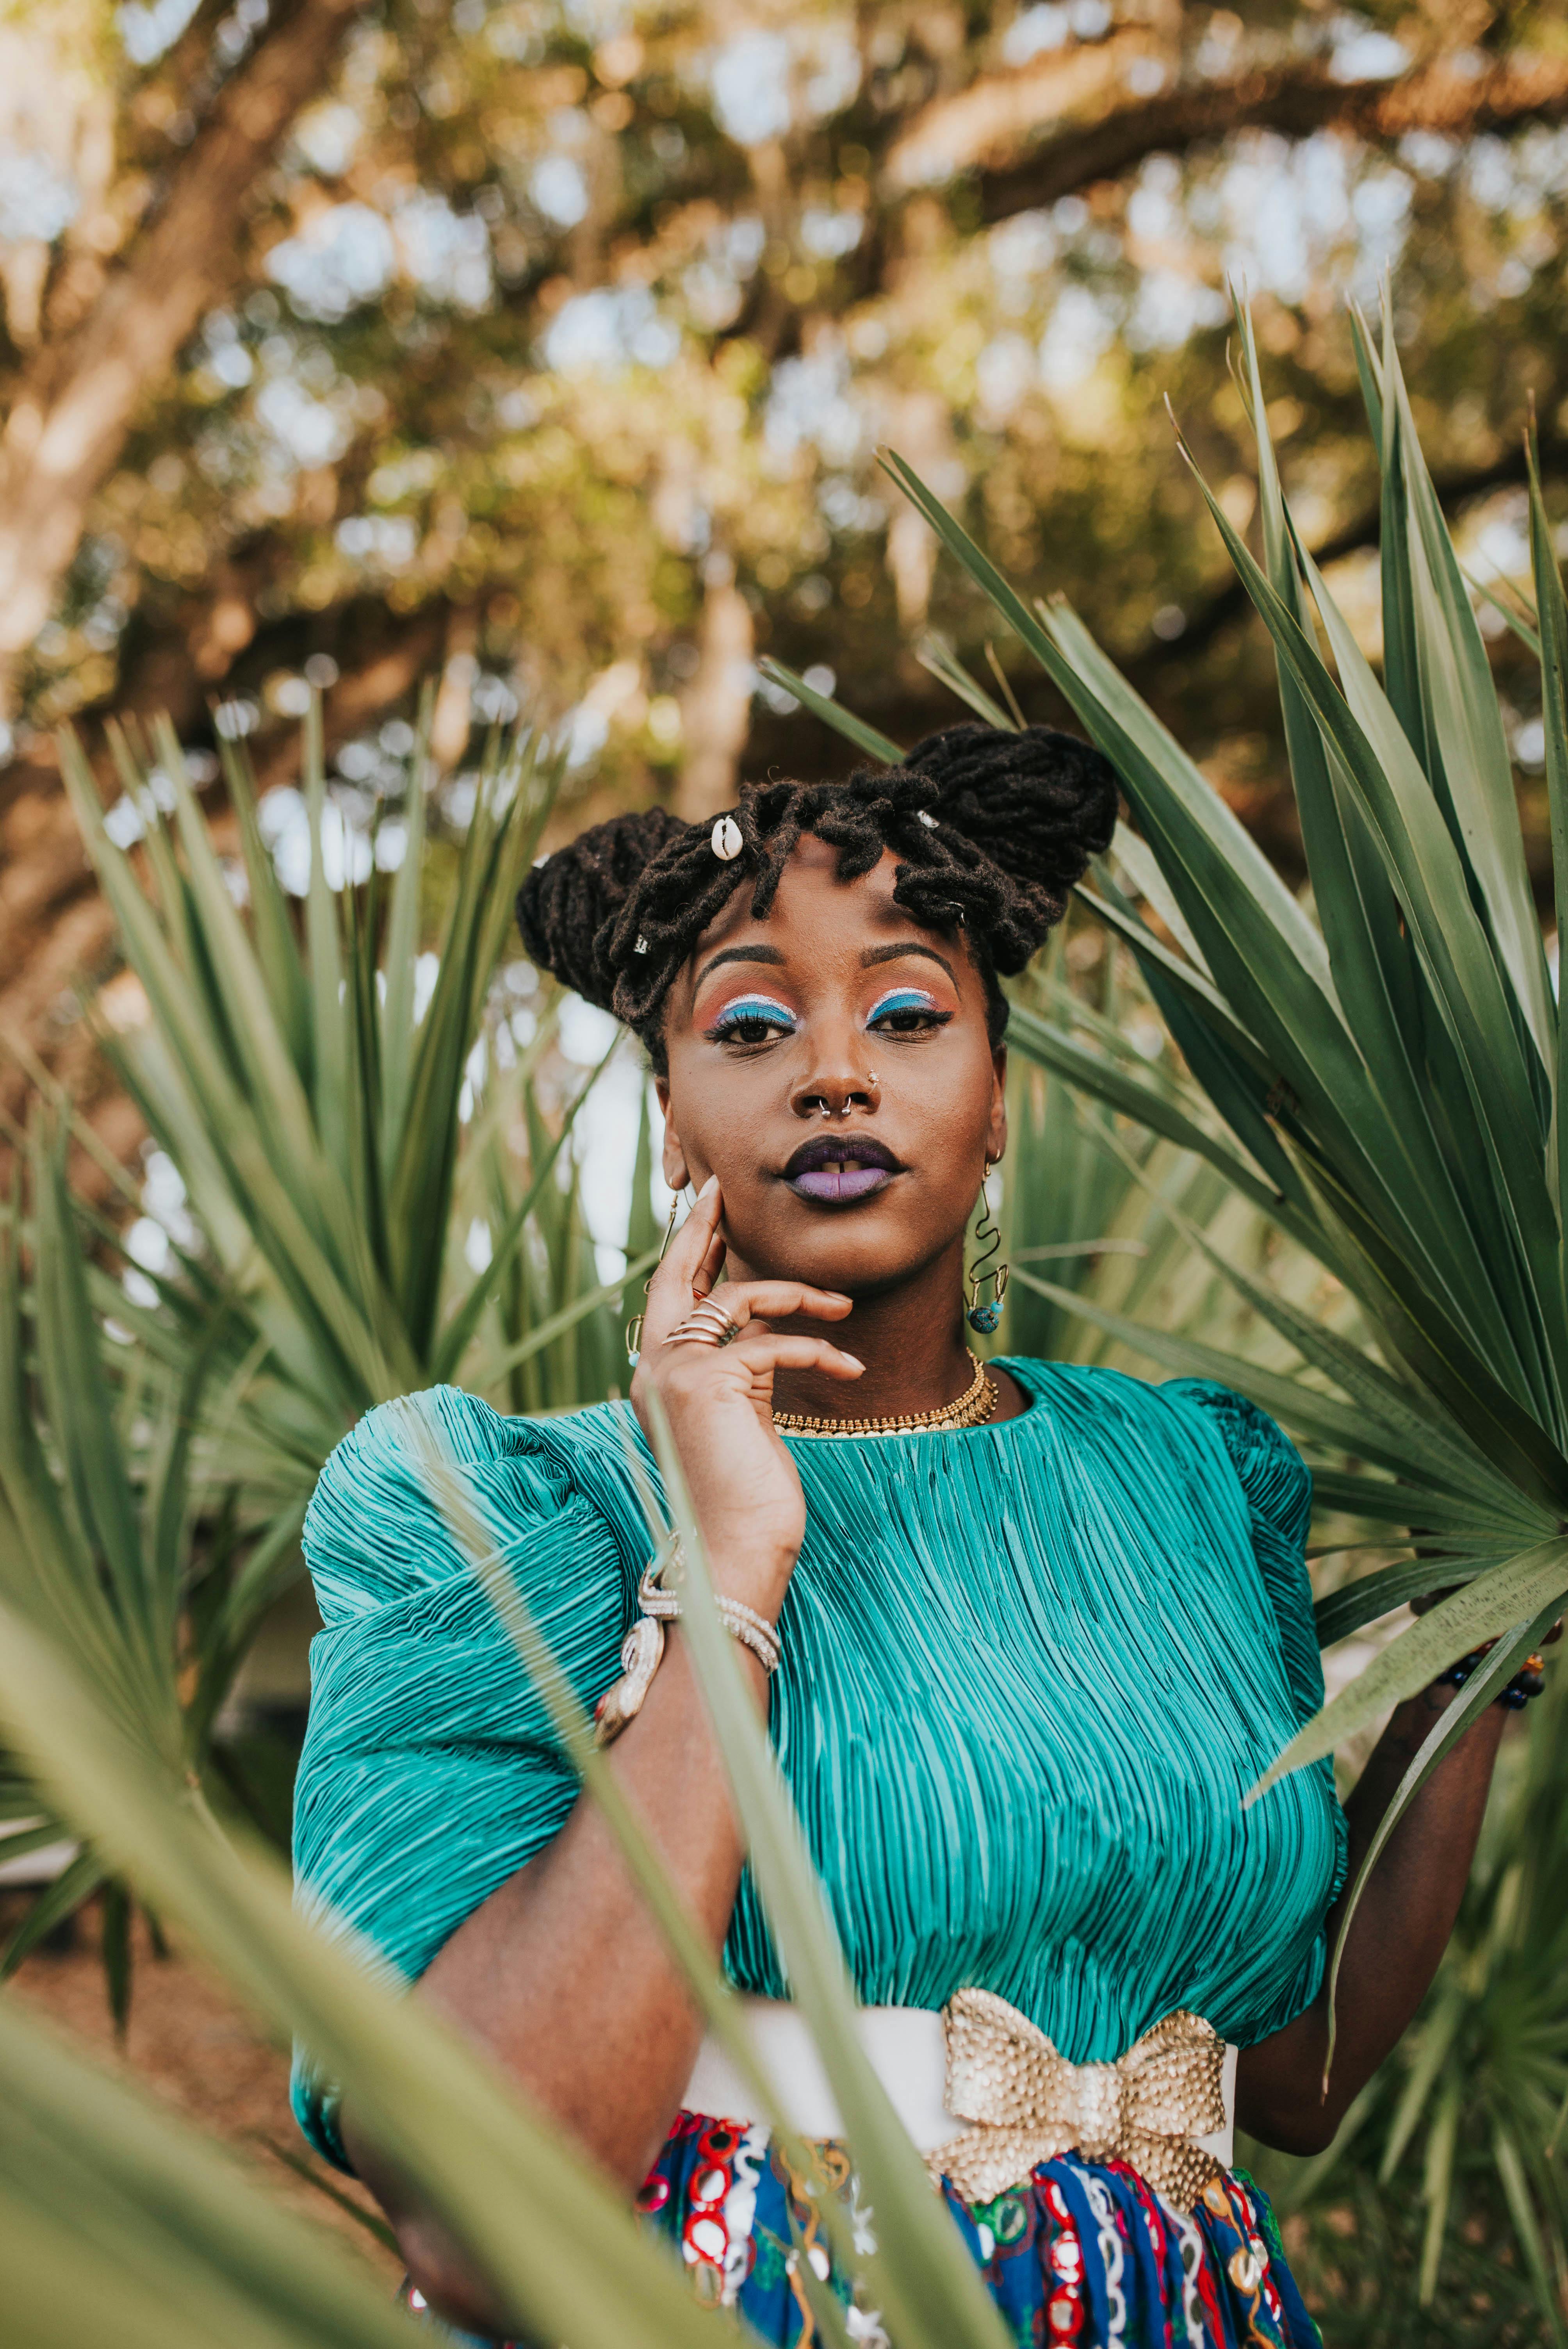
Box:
56 705 649 1522
0 1126 264 2005
0 709 655 1987
0 1586 747 2349
1000 938 1366 1383
1253 1671 1568 2343
766 291 1568 1873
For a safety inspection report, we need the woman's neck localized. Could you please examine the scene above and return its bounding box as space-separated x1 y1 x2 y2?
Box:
753 1234 997 1423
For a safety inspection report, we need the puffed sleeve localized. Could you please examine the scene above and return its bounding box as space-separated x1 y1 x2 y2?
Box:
289 1386 634 2165
1161 1377 1322 1731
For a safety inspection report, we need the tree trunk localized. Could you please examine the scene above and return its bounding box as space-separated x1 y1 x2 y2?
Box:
0 0 366 715
674 557 754 822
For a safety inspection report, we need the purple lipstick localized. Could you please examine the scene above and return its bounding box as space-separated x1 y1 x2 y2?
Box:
782 1134 902 1205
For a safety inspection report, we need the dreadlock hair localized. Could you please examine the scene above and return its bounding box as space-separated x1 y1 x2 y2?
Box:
516 722 1119 1073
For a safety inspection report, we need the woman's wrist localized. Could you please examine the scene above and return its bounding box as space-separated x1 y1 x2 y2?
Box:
1391 1681 1507 1751
595 1547 785 1747
1422 1638 1550 1713
707 1546 796 1624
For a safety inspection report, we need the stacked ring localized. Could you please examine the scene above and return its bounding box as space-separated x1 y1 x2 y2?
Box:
666 1297 743 1348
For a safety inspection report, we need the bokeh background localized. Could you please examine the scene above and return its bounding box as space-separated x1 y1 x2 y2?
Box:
8 0 1568 1145
7 4 1568 2339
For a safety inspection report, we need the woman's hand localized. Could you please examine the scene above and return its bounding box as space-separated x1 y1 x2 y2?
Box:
631 1175 862 1615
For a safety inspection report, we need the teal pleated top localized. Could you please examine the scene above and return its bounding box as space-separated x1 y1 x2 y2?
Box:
290 1359 1347 2165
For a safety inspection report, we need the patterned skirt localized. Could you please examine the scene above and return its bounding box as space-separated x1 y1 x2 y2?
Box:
413 2108 1321 2349
641 2110 1319 2349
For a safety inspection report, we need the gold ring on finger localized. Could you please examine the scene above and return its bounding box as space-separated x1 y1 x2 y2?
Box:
666 1301 743 1348
681 1296 738 1332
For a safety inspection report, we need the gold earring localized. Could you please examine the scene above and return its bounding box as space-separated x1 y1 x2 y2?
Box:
626 1194 679 1366
966 1162 1008 1336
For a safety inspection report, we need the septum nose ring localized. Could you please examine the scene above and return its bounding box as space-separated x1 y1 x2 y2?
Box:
817 1077 879 1117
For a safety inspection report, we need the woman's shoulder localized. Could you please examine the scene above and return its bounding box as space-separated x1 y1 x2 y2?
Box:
1159 1375 1311 1538
312 1383 638 1479
303 1387 647 1622
1001 1359 1309 1534
307 1385 637 1519
1007 1360 1321 1711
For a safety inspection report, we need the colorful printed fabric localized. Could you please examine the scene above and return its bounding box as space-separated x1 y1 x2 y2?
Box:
634 2112 1321 2349
409 2114 1320 2349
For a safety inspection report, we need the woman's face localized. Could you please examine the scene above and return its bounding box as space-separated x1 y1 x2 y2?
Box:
656 836 1007 1298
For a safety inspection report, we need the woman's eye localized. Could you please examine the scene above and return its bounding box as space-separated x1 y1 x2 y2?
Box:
868 991 950 1036
707 997 797 1046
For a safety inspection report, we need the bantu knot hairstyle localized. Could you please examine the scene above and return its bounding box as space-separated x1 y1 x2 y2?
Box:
515 722 1119 1069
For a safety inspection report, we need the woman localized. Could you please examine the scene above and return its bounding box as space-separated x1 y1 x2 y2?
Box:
292 724 1531 2349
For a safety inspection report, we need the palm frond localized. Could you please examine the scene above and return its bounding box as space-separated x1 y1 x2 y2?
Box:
0 1594 753 2349
817 303 1568 1797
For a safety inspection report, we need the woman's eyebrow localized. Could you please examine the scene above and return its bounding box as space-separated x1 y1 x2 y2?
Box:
861 942 959 987
691 943 788 992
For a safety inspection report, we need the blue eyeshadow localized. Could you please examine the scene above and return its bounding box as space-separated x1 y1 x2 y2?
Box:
868 987 940 1019
711 994 797 1030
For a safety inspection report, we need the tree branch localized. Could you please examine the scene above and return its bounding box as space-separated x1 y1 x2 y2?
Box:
958 51 1568 223
0 0 367 695
1128 421 1565 677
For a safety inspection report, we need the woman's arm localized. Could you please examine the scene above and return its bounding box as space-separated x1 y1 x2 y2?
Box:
341 1180 863 2334
344 1620 767 2333
1235 1678 1506 2155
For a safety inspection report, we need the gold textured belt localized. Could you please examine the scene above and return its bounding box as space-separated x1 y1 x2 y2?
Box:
932 1989 1228 2210
682 1990 1232 2213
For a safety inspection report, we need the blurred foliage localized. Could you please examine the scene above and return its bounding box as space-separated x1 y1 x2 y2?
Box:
55 707 650 1518
4 0 1568 852
1250 1673 1568 2346
0 707 654 1998
1000 924 1368 1381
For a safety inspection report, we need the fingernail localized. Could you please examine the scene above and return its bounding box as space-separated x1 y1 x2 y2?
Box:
698 1173 718 1198
840 1352 864 1370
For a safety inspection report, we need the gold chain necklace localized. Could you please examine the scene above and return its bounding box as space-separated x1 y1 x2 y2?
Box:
773 1351 996 1438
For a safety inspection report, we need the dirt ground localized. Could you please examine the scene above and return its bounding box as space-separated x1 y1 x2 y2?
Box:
9 1896 404 2296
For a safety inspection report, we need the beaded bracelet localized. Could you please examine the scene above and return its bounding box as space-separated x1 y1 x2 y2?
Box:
1434 1639 1547 1711
635 1559 780 1671
592 1546 780 1748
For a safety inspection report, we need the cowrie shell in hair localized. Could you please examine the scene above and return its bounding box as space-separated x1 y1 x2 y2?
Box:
711 815 743 860
918 809 937 829
634 934 649 954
